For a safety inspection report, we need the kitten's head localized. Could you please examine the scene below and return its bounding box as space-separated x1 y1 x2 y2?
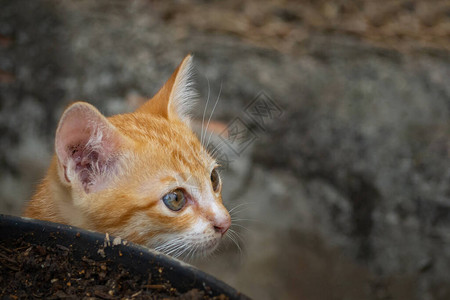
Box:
54 55 231 259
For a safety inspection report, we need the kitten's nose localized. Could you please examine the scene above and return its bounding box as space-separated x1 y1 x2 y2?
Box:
213 215 231 236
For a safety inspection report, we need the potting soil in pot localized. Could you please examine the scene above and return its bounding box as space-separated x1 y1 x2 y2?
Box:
0 237 228 299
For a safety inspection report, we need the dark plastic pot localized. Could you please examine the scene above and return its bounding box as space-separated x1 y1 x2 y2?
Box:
0 214 249 299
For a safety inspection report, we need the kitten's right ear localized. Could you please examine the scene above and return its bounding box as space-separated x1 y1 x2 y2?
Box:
137 55 196 124
55 102 127 193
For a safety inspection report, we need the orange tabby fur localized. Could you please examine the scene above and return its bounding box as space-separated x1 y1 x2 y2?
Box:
24 55 231 258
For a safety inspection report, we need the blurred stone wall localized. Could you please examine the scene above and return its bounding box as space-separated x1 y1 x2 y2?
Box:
0 1 449 299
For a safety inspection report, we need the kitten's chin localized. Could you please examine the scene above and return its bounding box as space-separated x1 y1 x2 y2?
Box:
195 238 220 257
177 238 221 260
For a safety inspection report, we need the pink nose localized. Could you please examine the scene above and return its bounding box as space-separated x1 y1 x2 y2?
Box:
213 216 231 236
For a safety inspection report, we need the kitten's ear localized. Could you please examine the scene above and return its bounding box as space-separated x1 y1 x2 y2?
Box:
137 55 196 123
55 102 126 193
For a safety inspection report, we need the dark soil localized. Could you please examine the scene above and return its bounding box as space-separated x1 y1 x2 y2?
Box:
0 238 228 300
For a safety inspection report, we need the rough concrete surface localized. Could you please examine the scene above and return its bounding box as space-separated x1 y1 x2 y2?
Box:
0 1 449 299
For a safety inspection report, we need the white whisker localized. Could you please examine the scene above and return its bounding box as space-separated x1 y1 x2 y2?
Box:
183 243 195 261
208 144 227 160
155 237 186 256
188 243 200 262
154 237 183 251
227 229 243 257
230 229 245 244
230 208 254 217
228 202 255 214
230 223 252 232
172 244 187 258
165 243 184 256
205 82 222 149
200 76 211 146
231 218 260 223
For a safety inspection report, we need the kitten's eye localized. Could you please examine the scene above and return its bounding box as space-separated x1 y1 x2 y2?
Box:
162 189 186 211
210 168 220 192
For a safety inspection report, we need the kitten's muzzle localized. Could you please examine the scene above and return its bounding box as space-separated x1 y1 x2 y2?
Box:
213 216 231 236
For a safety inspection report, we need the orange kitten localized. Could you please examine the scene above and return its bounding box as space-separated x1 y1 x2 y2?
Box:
24 55 231 259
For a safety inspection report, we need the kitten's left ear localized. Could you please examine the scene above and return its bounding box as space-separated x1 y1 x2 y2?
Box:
137 55 197 123
55 102 129 193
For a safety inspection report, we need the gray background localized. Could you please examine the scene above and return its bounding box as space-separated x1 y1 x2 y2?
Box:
1 1 449 299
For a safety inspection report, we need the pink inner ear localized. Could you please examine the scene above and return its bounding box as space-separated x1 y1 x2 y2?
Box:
71 144 101 189
55 103 121 193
